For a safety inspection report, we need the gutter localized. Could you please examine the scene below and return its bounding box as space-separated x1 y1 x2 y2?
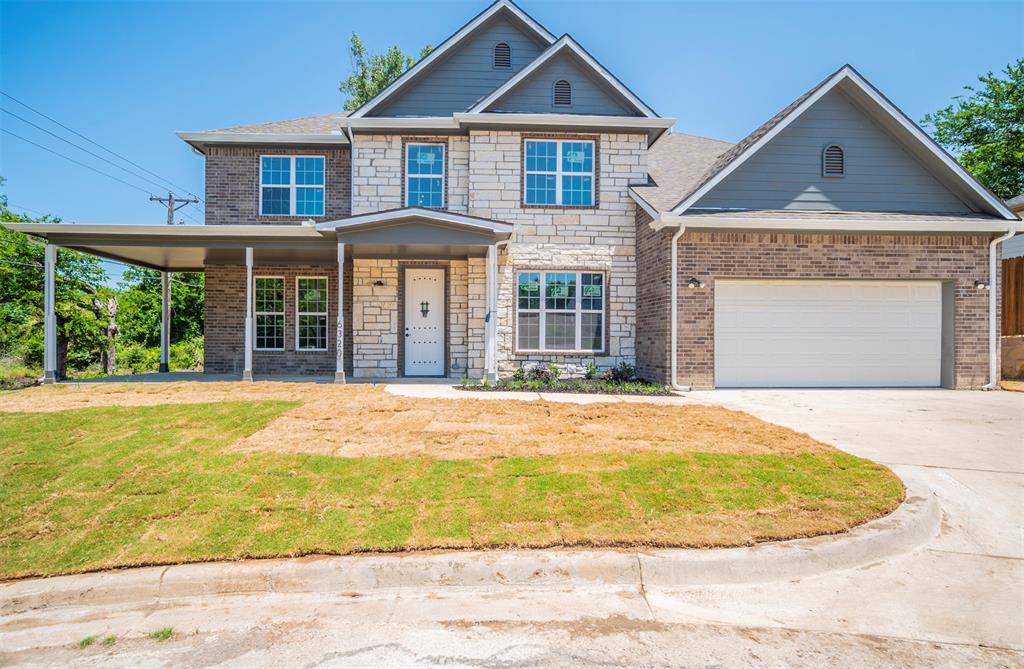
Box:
982 225 1020 390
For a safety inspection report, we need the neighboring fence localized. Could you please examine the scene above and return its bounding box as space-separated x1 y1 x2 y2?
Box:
1004 257 1024 336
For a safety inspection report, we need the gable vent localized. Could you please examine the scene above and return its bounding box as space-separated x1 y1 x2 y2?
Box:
493 42 511 68
823 144 845 177
553 80 572 106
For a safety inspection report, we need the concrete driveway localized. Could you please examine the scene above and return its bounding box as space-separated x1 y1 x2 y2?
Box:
2 389 1022 668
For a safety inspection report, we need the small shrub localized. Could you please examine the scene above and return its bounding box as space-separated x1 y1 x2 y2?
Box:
169 336 204 371
546 362 561 380
526 363 557 383
600 362 635 383
526 379 546 391
584 362 598 380
512 366 526 382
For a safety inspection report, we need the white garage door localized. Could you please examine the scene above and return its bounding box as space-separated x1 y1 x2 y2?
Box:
714 279 942 388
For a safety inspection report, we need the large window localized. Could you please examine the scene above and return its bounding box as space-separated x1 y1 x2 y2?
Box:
523 139 594 207
405 143 445 208
296 277 328 351
516 270 604 352
254 277 285 351
260 156 325 216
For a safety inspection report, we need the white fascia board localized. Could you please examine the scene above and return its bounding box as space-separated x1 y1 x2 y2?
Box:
349 0 556 120
627 187 660 219
176 131 350 146
454 113 674 129
5 223 326 239
346 117 460 132
467 35 659 118
650 215 1022 234
669 68 850 214
317 208 514 234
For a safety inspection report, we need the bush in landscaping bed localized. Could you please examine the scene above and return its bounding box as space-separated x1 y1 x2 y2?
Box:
459 361 672 395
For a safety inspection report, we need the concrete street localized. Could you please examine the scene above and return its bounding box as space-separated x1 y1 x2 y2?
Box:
1 389 1021 668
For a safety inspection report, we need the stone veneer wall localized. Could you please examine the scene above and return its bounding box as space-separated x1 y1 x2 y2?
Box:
632 219 995 390
205 145 350 225
351 135 470 215
352 259 399 378
467 130 647 375
204 263 352 375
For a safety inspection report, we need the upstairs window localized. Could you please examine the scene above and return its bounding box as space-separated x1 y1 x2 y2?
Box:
553 80 572 106
493 42 511 68
405 143 445 208
823 144 845 177
260 156 325 216
524 139 595 207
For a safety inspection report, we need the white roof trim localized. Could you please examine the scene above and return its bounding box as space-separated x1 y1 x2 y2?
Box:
627 187 660 219
650 214 1022 234
453 112 672 129
176 131 349 146
316 208 514 234
466 35 659 118
670 66 1017 219
348 0 556 120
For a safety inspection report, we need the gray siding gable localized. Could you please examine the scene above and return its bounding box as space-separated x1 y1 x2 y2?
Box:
483 50 639 116
370 12 547 117
694 88 972 213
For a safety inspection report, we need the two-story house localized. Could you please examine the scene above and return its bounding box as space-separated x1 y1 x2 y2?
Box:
16 0 1020 389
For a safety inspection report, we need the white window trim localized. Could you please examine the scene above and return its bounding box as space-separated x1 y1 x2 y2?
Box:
253 275 286 352
294 276 329 352
515 270 606 353
259 155 326 217
405 142 445 209
523 139 595 207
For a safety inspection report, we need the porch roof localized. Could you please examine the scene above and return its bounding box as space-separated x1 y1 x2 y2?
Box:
5 210 514 271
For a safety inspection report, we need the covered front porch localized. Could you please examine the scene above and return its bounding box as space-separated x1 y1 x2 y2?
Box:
9 208 512 384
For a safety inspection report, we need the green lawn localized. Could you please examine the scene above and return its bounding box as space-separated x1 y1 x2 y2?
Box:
0 401 904 579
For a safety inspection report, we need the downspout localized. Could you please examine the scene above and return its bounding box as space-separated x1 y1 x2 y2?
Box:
982 225 1019 390
669 221 690 392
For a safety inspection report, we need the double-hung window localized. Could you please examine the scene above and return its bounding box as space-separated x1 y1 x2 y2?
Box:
523 139 594 206
516 270 604 352
405 143 445 208
254 277 285 351
260 156 325 216
296 277 328 351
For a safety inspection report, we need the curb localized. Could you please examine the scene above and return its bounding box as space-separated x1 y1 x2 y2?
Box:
0 477 938 616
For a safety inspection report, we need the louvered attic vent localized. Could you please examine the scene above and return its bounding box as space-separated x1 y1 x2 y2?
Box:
553 80 572 106
493 42 511 68
823 144 845 176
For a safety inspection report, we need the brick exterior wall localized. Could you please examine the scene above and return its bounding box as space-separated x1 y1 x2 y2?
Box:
204 263 352 375
205 145 350 225
633 215 995 389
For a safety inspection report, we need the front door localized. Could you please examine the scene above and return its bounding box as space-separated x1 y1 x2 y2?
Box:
404 268 445 376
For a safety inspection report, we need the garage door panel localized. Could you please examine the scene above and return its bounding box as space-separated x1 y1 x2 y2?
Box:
714 280 942 388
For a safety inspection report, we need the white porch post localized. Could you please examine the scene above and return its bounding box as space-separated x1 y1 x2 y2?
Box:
42 243 57 384
159 271 171 373
485 243 498 382
335 241 346 384
242 247 254 382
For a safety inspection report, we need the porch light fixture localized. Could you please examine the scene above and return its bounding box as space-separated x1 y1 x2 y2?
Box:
420 300 430 317
975 279 990 290
686 277 705 289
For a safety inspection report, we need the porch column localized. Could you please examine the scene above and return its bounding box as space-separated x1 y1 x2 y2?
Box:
159 271 171 373
242 247 253 382
335 241 346 384
42 243 57 384
485 243 498 382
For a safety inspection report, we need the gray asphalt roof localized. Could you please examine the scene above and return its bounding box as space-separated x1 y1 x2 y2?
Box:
630 131 734 212
208 111 350 134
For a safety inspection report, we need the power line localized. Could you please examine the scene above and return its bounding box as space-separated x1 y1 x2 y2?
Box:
2 107 193 198
2 128 157 197
0 90 204 203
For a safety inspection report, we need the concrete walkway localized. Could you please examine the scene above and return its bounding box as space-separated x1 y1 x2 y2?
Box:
1 389 1021 668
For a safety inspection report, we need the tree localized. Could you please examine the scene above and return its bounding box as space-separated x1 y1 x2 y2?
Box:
339 33 433 111
116 266 204 347
922 59 1024 199
0 181 109 376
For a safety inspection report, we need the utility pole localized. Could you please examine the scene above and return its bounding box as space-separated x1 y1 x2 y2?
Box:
149 192 199 373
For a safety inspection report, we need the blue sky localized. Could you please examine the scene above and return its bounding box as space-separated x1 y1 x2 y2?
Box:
1 0 1021 280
